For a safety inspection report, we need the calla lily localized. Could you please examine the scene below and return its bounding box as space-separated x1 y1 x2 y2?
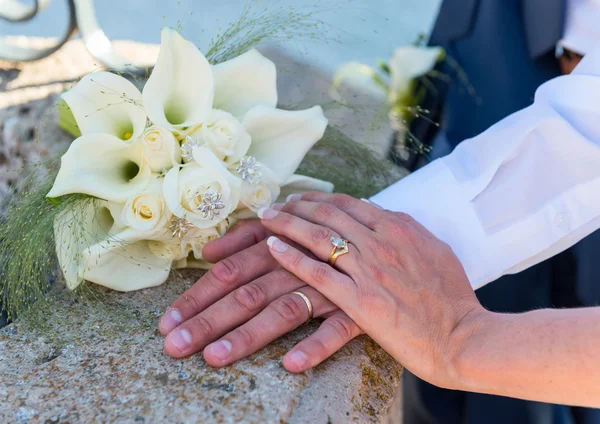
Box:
82 235 172 292
142 28 214 131
47 134 152 203
212 49 278 121
62 72 146 141
244 105 328 182
332 62 388 101
389 46 443 97
54 201 116 290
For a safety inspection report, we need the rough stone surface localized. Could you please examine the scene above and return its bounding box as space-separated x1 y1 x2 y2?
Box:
0 272 403 423
0 38 405 423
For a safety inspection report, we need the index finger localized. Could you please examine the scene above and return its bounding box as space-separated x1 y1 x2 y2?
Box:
294 192 385 230
159 241 277 335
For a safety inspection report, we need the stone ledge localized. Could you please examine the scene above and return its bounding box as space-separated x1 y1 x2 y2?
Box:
0 273 402 423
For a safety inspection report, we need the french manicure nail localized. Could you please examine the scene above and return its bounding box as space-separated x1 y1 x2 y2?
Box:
160 308 182 332
286 193 302 203
258 207 279 220
267 236 289 253
287 351 308 369
271 203 285 211
207 340 232 360
169 328 192 351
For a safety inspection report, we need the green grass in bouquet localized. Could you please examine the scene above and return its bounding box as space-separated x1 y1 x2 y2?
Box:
0 0 403 333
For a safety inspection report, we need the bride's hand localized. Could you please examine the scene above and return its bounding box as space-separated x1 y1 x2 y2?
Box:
260 192 487 388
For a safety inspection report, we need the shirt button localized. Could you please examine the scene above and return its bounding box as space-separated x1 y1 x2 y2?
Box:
554 213 568 228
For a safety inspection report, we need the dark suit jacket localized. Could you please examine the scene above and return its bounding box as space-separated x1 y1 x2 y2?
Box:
429 0 564 148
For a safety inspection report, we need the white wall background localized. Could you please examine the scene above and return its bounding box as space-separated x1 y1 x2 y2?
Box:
0 0 441 73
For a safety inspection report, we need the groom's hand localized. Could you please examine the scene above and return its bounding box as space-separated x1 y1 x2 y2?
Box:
158 220 362 373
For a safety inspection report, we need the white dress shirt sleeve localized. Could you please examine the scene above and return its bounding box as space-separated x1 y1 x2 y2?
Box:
370 46 600 290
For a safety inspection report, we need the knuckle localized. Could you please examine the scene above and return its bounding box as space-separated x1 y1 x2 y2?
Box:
191 315 214 339
367 264 387 283
370 240 398 263
180 289 203 313
311 226 332 243
394 212 415 223
313 203 338 221
289 251 304 270
272 295 306 323
312 263 332 284
326 316 356 342
234 327 255 348
232 283 267 313
211 258 241 286
279 212 294 226
330 194 353 209
387 219 413 239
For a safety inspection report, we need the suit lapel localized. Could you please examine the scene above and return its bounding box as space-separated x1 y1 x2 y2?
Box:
429 0 479 45
523 0 566 59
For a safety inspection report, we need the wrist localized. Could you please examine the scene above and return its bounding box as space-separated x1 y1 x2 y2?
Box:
445 307 498 391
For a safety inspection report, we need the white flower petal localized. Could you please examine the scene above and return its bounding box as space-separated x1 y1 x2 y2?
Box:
143 28 214 130
240 164 280 213
82 234 172 292
212 49 277 121
54 201 119 290
279 174 334 202
332 62 388 101
389 46 443 95
244 105 328 182
62 71 146 140
47 134 152 203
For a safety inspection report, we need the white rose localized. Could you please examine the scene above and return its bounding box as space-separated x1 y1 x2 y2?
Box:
189 109 251 165
163 146 241 229
239 164 280 213
121 177 171 235
142 125 182 172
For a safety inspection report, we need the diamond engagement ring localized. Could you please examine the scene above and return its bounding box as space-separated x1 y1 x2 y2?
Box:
328 236 350 266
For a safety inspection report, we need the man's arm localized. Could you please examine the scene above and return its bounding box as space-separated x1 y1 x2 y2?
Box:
372 46 600 289
452 306 600 406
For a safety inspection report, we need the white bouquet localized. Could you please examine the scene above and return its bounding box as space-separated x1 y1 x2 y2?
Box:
46 28 333 292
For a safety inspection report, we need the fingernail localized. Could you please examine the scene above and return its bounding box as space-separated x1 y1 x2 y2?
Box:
160 308 182 332
286 194 302 203
169 328 192 352
361 198 383 210
258 207 279 220
287 351 308 369
207 340 232 360
271 203 285 211
267 236 288 253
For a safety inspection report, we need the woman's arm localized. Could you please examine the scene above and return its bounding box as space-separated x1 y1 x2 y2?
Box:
454 306 600 407
257 193 600 407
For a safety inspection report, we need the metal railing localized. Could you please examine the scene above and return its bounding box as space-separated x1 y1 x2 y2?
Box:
0 0 143 73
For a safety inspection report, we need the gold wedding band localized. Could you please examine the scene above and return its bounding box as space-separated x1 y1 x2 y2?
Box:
292 291 314 321
328 236 350 266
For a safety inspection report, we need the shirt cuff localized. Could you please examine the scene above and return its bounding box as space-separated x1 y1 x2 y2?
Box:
370 159 492 288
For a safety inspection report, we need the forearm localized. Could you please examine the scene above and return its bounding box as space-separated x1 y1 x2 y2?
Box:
452 307 600 407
